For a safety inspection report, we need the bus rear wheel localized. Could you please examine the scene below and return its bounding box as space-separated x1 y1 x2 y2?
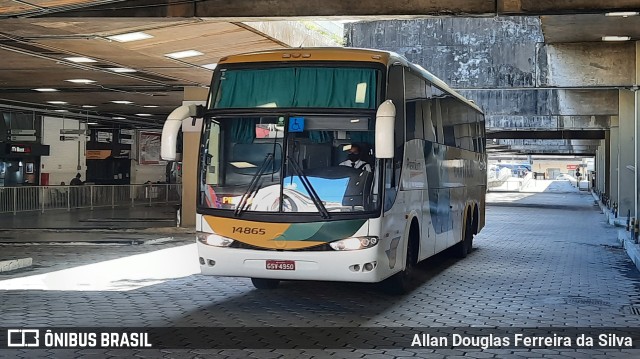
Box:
251 278 280 289
453 215 473 258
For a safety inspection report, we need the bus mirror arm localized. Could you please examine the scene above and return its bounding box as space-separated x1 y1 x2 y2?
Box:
375 100 395 159
161 104 199 161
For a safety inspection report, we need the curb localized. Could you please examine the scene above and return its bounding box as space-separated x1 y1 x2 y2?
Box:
0 257 33 273
618 229 640 272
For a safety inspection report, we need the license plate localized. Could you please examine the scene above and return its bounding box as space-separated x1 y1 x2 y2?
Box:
266 260 295 271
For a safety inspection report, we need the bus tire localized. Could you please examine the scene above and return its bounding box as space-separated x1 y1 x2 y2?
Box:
251 278 280 289
382 224 418 295
453 214 473 258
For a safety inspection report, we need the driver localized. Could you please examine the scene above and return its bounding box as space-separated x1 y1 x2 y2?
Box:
339 143 372 172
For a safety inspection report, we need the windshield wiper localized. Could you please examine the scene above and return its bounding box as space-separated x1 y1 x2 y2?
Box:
286 155 330 219
234 153 274 217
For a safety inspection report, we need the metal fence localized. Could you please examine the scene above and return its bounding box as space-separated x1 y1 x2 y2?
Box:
0 184 181 214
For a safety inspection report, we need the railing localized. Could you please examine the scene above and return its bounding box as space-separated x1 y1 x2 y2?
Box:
0 184 182 214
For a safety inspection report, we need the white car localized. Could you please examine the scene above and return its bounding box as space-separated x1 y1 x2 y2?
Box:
555 174 577 184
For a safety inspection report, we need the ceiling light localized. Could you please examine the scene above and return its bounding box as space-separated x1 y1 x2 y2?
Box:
87 122 99 125
107 67 137 73
54 109 68 113
136 113 153 117
107 32 153 43
605 11 639 17
82 105 97 108
602 36 631 41
112 117 126 120
65 79 96 84
165 50 204 59
143 105 159 108
33 88 59 92
111 100 134 104
47 101 68 105
202 63 217 70
64 57 96 63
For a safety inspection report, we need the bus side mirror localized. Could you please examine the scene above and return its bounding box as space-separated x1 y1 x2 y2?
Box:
375 100 395 159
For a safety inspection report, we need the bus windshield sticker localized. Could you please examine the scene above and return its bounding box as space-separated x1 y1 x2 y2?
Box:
289 117 305 133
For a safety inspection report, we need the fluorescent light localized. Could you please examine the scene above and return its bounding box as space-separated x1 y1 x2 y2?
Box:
143 105 159 108
65 79 96 84
54 109 68 113
136 113 153 117
82 105 97 108
602 36 631 41
87 122 99 125
111 100 134 104
107 67 137 73
107 32 153 43
202 63 217 70
605 11 639 17
47 101 68 105
165 50 204 59
64 57 96 63
112 117 126 120
33 88 59 92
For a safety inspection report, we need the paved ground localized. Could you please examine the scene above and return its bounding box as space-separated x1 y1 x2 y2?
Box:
0 191 639 358
0 206 178 231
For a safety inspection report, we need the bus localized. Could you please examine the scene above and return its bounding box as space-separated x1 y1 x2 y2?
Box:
161 48 487 293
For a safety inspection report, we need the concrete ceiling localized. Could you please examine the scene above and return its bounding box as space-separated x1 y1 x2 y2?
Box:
0 17 289 127
541 14 640 43
2 0 639 18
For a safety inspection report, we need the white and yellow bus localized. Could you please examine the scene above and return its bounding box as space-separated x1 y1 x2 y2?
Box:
162 48 486 293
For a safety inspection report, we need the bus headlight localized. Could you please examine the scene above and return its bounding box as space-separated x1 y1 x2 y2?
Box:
329 236 379 251
196 232 234 247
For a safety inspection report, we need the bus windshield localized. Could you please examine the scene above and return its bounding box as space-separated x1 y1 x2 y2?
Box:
200 115 380 216
211 67 377 109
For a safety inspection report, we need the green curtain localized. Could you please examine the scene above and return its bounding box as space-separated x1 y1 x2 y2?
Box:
308 130 333 144
215 67 376 109
230 118 256 144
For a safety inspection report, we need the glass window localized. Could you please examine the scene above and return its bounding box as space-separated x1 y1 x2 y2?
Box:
200 115 380 214
213 67 378 109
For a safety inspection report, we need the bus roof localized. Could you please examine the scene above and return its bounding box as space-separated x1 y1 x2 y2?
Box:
218 47 391 65
218 47 483 114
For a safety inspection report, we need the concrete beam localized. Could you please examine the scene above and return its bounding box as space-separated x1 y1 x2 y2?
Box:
487 130 606 140
31 0 640 19
541 43 636 87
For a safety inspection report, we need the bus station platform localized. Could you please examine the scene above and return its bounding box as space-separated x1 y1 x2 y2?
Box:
1 189 639 357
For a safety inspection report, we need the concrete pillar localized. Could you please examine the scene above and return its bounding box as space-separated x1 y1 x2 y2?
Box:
619 91 635 218
180 87 208 227
609 117 619 204
635 41 640 219
598 140 606 194
605 131 611 198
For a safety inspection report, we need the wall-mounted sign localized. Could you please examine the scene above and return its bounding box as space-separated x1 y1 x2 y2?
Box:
60 129 87 135
120 129 135 136
86 150 112 160
9 135 36 142
10 145 31 153
9 129 36 135
566 164 579 170
97 131 113 143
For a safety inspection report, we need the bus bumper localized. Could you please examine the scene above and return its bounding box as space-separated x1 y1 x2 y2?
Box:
197 241 391 283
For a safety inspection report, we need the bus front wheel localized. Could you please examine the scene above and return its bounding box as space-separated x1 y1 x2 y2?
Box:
251 278 280 289
382 231 418 295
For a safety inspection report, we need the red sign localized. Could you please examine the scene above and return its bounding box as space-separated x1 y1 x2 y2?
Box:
567 165 579 170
